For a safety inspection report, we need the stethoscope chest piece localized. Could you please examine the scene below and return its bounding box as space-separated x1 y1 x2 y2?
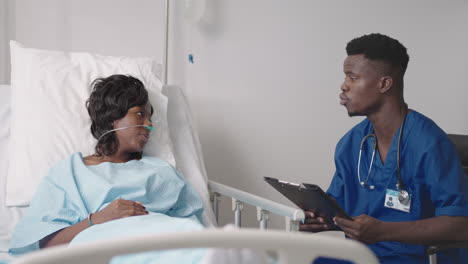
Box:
360 181 375 190
398 189 410 205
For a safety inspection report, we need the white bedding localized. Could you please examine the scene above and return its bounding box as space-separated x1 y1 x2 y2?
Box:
7 41 173 207
0 85 25 260
0 42 214 261
0 83 272 264
0 83 375 264
0 83 216 262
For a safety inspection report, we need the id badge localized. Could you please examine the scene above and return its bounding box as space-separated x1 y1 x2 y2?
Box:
384 189 411 213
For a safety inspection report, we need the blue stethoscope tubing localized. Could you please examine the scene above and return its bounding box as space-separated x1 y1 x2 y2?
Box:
358 112 410 206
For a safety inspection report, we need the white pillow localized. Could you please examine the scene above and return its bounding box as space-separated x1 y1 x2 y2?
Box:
0 85 26 254
6 41 175 207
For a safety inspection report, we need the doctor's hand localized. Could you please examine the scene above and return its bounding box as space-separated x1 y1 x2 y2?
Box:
92 199 149 224
334 214 385 244
299 210 332 232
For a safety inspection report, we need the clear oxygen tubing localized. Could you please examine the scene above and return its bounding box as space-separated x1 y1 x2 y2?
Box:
97 125 155 142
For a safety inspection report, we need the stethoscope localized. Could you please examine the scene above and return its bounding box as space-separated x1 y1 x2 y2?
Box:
357 112 411 206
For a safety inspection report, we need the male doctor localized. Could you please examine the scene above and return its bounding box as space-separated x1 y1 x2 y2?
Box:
300 33 468 263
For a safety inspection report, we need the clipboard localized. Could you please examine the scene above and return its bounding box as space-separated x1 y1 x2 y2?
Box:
264 176 352 229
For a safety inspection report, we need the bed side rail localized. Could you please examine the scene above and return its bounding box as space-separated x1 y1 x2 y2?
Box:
208 180 305 231
11 229 379 264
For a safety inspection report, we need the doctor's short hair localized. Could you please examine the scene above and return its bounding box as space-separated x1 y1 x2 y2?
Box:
346 33 410 76
86 74 150 156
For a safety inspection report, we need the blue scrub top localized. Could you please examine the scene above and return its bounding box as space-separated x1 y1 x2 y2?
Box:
327 110 468 264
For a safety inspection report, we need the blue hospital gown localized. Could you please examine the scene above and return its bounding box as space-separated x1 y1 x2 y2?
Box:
9 152 205 262
327 110 468 264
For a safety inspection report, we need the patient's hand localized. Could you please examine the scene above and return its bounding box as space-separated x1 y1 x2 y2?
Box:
299 210 331 232
92 199 149 224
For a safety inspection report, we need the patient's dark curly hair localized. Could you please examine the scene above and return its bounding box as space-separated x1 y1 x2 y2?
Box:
346 33 409 77
86 74 150 157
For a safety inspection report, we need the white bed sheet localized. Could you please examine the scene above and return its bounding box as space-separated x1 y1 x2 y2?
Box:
0 83 216 262
0 83 376 264
0 85 25 260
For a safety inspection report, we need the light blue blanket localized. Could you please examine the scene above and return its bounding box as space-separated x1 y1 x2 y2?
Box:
9 152 204 260
71 213 206 264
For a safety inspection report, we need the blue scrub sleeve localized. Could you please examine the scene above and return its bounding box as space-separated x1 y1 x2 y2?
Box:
327 170 346 209
425 138 468 216
327 134 356 210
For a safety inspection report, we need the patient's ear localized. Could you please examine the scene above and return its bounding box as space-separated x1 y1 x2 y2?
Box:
379 76 393 94
112 119 122 129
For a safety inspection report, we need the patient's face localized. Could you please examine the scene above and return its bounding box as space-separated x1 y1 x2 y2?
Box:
112 102 153 153
340 54 385 117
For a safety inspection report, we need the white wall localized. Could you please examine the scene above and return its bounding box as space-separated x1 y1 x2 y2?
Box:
3 0 468 229
0 0 5 84
0 0 15 84
10 0 164 61
170 0 468 228
1 0 165 84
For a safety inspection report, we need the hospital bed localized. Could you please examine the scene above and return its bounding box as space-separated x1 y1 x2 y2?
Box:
0 80 378 264
0 1 379 262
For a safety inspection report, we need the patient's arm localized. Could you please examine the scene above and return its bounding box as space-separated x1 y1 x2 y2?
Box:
40 219 91 248
334 215 468 245
40 199 148 248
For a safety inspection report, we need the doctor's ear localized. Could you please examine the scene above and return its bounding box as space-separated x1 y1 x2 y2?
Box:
379 76 393 94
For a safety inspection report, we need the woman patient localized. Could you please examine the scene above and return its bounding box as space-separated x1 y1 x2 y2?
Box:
9 75 205 261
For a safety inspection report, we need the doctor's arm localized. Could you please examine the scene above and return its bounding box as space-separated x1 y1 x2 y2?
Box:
334 215 468 245
299 210 332 232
